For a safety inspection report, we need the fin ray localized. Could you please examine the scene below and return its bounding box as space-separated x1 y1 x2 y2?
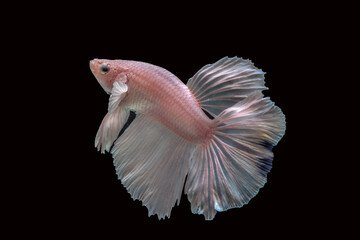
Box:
111 115 195 219
95 106 129 153
187 57 267 117
108 81 128 112
95 81 129 153
185 94 285 220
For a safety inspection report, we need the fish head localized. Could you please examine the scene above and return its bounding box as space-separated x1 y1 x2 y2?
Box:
90 58 128 94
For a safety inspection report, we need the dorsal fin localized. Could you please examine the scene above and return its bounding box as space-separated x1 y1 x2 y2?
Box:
187 57 267 117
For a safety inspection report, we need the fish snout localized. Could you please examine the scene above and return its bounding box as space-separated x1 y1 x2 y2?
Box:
89 58 99 72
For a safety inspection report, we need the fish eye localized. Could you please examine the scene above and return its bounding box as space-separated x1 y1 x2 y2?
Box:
100 63 110 74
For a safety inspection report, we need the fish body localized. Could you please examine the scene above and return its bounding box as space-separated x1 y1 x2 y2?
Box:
90 59 212 142
90 57 286 220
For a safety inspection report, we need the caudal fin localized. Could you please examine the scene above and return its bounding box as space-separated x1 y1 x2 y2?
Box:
185 93 285 220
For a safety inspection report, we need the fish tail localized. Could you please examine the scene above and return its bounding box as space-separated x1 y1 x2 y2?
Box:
185 93 285 220
185 57 286 220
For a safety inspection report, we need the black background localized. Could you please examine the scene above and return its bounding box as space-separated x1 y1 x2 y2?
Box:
11 3 349 238
52 34 320 236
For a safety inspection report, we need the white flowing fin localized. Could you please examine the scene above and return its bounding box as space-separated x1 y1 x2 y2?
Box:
185 93 285 220
187 57 267 117
95 81 129 153
111 114 195 219
95 107 129 153
108 81 128 113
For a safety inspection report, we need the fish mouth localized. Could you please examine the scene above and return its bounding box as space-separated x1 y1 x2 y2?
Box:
90 58 111 95
89 59 97 73
90 59 110 94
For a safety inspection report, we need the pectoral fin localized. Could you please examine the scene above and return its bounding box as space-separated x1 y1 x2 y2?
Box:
95 81 129 153
108 81 128 113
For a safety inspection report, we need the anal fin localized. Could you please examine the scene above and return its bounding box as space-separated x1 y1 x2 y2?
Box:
111 114 195 219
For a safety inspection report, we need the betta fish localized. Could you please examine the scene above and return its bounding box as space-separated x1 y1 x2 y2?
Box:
89 57 286 220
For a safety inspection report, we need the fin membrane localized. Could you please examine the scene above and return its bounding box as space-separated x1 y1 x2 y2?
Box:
108 81 128 113
187 57 267 117
95 81 129 153
111 114 195 219
185 94 286 220
95 107 129 153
